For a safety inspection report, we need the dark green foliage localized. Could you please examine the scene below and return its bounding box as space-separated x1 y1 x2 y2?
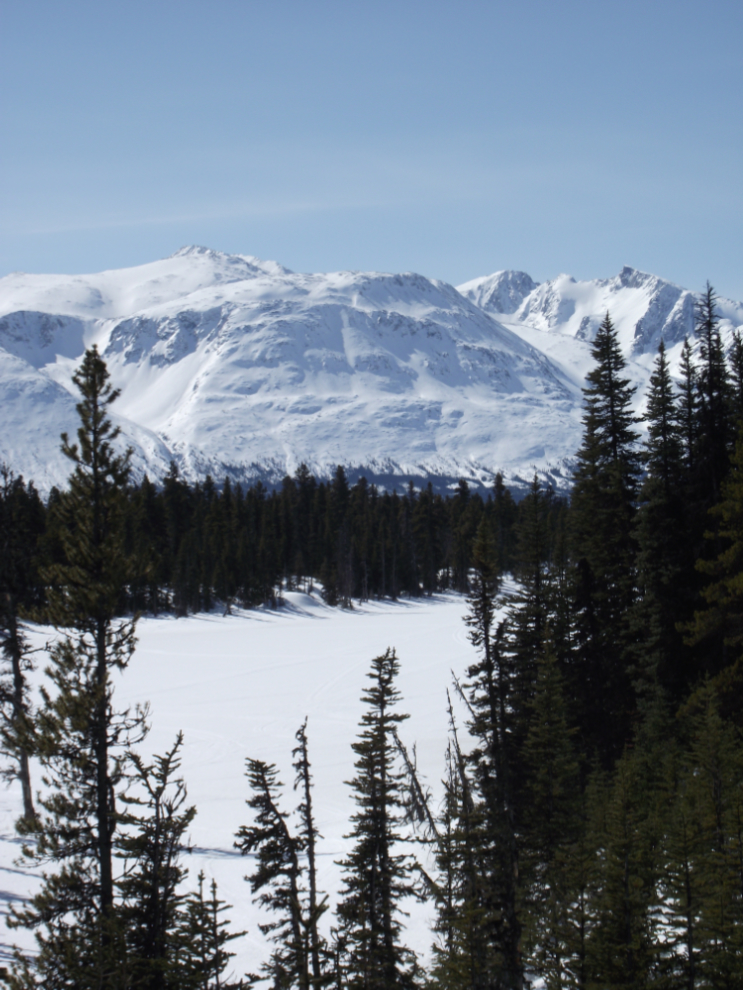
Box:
569 312 641 765
9 346 148 987
335 649 420 990
695 282 731 508
685 424 743 693
292 720 331 989
520 637 580 989
0 467 44 820
428 728 489 990
179 872 249 989
116 733 197 989
503 477 559 742
630 340 694 703
489 472 518 576
730 329 743 427
459 520 525 990
93 466 500 615
236 759 309 988
667 685 743 987
678 335 699 475
236 722 331 990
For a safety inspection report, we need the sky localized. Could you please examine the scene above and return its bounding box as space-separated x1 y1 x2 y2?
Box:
1 0 741 297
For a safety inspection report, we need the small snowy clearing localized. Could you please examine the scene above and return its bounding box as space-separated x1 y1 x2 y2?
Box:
0 591 477 978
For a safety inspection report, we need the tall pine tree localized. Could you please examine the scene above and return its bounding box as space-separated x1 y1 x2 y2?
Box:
10 346 147 987
335 649 420 990
569 312 640 765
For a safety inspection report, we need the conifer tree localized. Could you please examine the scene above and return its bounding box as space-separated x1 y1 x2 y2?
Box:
630 340 692 702
569 312 640 765
0 607 36 822
0 469 42 821
411 483 443 595
520 635 580 989
292 719 330 989
179 871 249 989
490 472 518 576
461 519 524 990
684 424 743 689
585 735 668 988
695 282 731 507
503 477 554 742
669 683 743 986
236 759 308 988
9 346 147 986
116 733 196 989
657 737 702 989
730 329 743 428
335 649 420 990
428 729 487 990
678 336 699 477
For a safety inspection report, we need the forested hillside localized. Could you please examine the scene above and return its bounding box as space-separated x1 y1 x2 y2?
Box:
2 286 743 987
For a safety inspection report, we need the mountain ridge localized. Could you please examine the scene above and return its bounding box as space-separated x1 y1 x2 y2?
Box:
1 249 741 496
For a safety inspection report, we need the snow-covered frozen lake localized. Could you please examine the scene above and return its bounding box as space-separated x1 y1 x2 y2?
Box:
0 591 475 979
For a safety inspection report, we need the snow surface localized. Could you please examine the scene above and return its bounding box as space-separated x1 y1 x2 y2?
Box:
1 248 742 497
0 592 476 978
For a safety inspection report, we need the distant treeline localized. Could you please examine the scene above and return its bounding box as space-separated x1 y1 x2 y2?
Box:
1 461 566 616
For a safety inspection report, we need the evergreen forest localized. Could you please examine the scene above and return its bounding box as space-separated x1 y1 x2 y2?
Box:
2 286 743 987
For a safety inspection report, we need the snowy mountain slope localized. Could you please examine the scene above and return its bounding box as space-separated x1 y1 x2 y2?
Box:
0 250 582 494
460 265 743 428
459 265 743 358
0 246 291 322
0 311 174 490
0 344 175 492
3 249 743 497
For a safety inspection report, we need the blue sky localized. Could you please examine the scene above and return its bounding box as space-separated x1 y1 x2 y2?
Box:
2 0 741 297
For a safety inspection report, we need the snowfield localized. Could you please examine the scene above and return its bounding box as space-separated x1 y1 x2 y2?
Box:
0 592 477 979
3 246 741 498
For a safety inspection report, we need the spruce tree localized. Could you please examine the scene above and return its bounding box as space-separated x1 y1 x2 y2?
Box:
585 750 662 990
0 469 41 821
460 520 524 990
630 340 692 703
678 336 699 477
236 759 308 988
520 635 580 989
503 476 554 748
670 683 743 986
490 472 517 576
684 424 743 690
116 733 197 989
179 872 249 989
292 719 330 989
658 737 702 989
335 649 420 990
695 282 731 508
428 729 487 990
569 312 640 765
730 329 743 429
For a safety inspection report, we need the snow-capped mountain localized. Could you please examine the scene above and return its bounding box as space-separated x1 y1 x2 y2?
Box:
1 248 741 496
459 265 743 419
459 265 743 360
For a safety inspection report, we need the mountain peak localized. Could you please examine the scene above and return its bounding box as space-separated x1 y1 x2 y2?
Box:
457 270 539 315
171 244 218 258
169 245 292 277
